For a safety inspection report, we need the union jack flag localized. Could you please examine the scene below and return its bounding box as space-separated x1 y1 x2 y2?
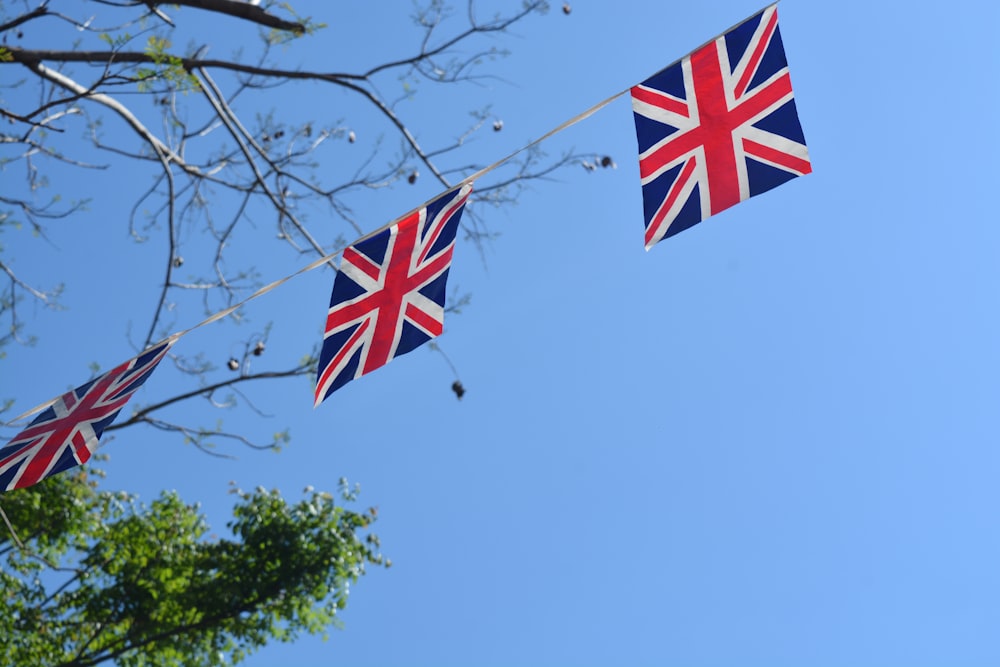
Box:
0 340 172 491
631 4 811 249
315 184 473 405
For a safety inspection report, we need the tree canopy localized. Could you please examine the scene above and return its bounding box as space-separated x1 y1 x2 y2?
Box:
0 466 385 666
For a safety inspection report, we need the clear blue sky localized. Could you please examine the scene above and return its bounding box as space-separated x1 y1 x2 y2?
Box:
3 1 999 665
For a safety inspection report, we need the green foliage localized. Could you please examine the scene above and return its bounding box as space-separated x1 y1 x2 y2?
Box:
0 469 386 667
136 36 199 93
98 33 133 49
264 3 326 44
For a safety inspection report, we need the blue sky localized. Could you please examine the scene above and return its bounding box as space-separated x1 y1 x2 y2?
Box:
3 1 1000 665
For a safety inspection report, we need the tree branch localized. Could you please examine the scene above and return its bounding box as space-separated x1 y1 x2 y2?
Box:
105 365 312 432
193 67 334 261
0 4 49 34
18 59 206 178
3 48 361 81
150 0 306 34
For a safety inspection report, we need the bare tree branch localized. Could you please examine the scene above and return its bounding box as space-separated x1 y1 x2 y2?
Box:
152 0 307 34
0 0 611 463
2 47 362 82
106 364 312 432
0 4 49 34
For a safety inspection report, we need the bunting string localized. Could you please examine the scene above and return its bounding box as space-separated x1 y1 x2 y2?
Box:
3 87 633 427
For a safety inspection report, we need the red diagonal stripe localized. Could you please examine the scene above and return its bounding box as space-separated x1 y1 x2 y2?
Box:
404 301 443 337
316 317 370 401
9 370 121 444
417 192 467 265
646 156 698 247
0 436 39 470
343 244 384 283
742 137 812 175
632 84 690 118
728 72 793 129
15 420 87 489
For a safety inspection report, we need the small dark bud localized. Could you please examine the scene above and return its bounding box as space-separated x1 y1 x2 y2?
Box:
451 380 466 400
274 130 284 139
493 120 504 132
600 155 616 168
227 358 239 371
172 256 183 268
407 170 418 184
562 3 571 14
262 133 270 142
348 130 356 143
582 161 596 171
253 340 265 356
